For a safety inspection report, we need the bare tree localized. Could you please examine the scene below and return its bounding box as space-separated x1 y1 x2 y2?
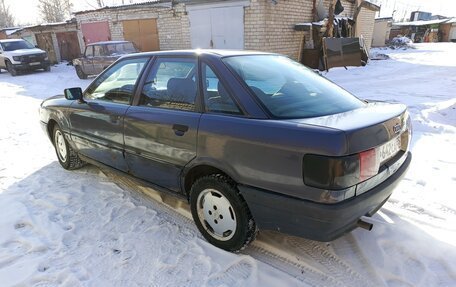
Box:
38 0 73 23
0 0 15 28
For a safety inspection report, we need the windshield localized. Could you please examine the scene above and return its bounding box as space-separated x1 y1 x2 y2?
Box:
1 40 35 51
105 42 137 56
223 55 365 118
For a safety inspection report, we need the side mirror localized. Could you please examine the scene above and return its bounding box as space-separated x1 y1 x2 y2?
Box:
64 87 85 102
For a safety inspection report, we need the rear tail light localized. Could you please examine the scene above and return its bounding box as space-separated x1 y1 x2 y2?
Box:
359 149 379 181
303 149 381 191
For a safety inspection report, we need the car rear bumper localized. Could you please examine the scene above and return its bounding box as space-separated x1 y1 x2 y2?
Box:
13 60 50 70
239 151 412 241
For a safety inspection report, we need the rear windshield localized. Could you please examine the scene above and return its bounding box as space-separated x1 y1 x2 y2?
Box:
105 42 137 56
0 40 35 51
223 55 365 118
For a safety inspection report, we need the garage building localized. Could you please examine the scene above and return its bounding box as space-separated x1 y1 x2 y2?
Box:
74 0 378 60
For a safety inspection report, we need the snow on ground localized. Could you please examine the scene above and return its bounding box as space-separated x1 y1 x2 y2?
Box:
0 43 455 287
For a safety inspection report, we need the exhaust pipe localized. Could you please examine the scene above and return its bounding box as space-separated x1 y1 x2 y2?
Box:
357 219 373 231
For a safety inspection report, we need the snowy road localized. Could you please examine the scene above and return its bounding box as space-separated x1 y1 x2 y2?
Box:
0 43 455 286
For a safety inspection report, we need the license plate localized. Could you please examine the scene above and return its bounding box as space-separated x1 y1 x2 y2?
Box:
378 137 401 164
30 62 41 66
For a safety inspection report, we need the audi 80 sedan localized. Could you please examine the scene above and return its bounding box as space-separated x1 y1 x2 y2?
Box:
39 50 412 251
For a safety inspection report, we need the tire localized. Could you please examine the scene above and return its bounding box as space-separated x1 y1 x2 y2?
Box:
44 65 51 72
75 65 87 79
190 174 257 252
53 125 85 170
6 61 17 76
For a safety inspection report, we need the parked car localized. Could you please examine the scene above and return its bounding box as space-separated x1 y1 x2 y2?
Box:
73 40 138 79
0 39 50 76
39 50 412 251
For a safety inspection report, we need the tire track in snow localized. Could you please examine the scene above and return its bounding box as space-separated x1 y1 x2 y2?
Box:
107 169 376 287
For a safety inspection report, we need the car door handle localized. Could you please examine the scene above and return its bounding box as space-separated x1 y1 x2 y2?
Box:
172 124 189 136
110 115 120 124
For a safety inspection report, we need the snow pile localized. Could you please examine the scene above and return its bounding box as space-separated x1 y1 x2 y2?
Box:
369 49 390 60
389 36 414 49
1 43 455 286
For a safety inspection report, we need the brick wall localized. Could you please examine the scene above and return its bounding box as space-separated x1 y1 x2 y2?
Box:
75 3 191 52
244 0 356 60
355 7 376 51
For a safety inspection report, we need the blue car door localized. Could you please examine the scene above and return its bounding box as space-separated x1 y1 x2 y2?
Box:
123 57 201 192
69 57 149 171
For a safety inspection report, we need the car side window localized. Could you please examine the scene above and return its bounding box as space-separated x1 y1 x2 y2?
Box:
94 45 106 57
85 46 93 57
84 57 148 105
139 58 197 112
202 63 242 115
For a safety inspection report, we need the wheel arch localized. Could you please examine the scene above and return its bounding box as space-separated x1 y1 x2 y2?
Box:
182 160 240 200
47 118 58 143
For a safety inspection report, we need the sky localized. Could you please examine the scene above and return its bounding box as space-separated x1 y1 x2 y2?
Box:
4 0 456 25
5 0 144 25
370 0 456 20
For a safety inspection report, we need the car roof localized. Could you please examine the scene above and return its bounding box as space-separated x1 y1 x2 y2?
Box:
0 39 26 43
87 40 132 46
122 49 278 59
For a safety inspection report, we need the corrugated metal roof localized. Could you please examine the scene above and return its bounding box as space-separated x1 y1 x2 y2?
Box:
9 20 76 35
394 19 450 26
74 0 171 15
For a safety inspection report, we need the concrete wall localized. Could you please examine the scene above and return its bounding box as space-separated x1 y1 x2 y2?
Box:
372 20 391 47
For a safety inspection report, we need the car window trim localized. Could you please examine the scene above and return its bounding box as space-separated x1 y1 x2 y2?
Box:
132 55 203 113
200 60 247 117
85 46 93 57
83 55 151 106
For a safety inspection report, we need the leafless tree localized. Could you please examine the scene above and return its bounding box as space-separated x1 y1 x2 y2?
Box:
38 0 73 23
0 0 15 28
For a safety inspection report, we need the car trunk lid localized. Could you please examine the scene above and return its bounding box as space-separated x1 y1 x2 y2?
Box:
288 102 410 155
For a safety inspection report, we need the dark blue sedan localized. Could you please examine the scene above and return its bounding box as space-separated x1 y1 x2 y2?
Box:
40 50 412 251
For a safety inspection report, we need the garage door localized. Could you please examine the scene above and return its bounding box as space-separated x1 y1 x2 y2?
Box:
56 32 81 61
188 2 246 49
36 33 57 64
123 19 159 52
81 21 111 45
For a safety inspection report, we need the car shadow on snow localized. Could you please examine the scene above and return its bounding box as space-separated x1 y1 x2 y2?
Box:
2 161 455 286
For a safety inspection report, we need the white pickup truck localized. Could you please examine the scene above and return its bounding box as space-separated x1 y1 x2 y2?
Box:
0 39 51 76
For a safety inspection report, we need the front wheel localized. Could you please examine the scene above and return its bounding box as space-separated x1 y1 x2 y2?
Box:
75 65 87 79
190 174 257 252
6 61 17 76
53 125 85 170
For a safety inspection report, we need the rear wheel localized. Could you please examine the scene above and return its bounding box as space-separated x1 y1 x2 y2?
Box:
75 65 87 79
6 61 17 76
190 174 257 251
53 125 85 170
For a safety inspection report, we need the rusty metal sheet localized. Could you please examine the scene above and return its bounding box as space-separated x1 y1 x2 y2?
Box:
36 33 57 64
81 21 111 45
56 31 81 61
323 37 361 69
